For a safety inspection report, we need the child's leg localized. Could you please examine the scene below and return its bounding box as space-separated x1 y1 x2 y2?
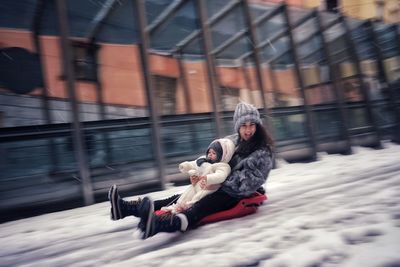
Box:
186 189 215 206
176 186 196 206
182 190 240 227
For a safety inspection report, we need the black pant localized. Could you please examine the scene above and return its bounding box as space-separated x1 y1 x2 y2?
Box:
154 189 240 227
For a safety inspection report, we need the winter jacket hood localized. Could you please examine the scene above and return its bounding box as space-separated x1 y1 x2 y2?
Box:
211 138 235 164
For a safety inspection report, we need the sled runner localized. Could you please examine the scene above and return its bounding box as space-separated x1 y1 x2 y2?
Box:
155 192 267 225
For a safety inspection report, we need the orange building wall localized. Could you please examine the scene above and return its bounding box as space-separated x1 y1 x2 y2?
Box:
40 37 148 107
0 29 303 113
218 66 246 89
0 29 34 50
150 54 179 78
180 61 212 113
39 36 68 99
98 44 145 107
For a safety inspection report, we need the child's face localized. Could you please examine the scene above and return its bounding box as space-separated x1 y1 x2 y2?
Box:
207 148 218 162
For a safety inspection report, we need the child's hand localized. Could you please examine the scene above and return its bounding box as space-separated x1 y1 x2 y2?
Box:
175 203 188 213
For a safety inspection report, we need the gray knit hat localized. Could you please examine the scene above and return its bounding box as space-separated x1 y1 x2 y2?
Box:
233 102 262 132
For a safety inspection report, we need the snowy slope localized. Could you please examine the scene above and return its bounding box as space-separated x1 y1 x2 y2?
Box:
1 142 400 267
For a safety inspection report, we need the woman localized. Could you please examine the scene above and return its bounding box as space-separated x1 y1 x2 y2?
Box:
108 102 274 239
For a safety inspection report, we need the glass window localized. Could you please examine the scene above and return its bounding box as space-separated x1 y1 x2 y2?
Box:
153 75 177 115
72 41 98 82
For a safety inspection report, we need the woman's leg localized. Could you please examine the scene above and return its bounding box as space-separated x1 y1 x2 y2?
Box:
108 185 143 220
182 190 239 227
139 190 240 239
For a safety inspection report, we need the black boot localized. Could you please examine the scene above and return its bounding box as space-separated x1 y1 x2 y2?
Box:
108 184 142 220
141 213 188 239
137 196 155 238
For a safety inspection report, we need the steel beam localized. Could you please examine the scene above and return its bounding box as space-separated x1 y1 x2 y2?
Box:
55 0 94 205
32 0 52 125
86 0 119 42
134 0 166 189
314 10 352 154
211 29 247 56
237 11 338 62
366 21 400 143
195 0 223 137
339 15 382 148
146 0 189 34
172 0 241 53
32 0 59 172
282 4 318 160
212 4 284 58
241 0 272 129
237 11 314 61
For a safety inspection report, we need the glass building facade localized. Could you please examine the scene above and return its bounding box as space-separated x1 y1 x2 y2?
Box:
0 0 399 222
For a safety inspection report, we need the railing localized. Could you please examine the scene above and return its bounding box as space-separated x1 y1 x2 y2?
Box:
1 99 396 223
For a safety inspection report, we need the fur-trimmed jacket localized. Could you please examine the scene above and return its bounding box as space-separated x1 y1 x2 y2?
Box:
161 138 235 213
221 134 273 198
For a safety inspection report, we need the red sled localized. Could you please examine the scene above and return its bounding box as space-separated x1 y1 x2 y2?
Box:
155 192 267 225
198 192 267 225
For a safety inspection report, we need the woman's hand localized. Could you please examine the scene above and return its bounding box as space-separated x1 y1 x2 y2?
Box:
199 176 207 189
190 175 200 185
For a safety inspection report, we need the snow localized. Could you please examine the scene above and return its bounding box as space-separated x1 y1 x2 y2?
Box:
1 141 400 267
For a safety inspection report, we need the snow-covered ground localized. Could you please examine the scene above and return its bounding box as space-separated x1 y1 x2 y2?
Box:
1 141 400 267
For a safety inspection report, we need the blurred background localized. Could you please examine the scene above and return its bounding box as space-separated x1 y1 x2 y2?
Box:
0 0 399 223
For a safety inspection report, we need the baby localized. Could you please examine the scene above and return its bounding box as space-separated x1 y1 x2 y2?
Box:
161 138 235 214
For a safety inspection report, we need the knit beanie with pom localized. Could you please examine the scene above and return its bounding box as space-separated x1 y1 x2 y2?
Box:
233 102 262 133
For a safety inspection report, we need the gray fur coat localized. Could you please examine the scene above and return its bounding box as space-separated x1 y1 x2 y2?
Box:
221 134 273 198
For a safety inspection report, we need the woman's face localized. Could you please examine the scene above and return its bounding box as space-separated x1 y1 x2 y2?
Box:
239 122 256 141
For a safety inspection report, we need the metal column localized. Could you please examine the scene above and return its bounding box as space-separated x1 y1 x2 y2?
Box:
134 0 166 189
314 11 352 154
85 0 118 165
282 4 318 160
366 21 400 143
94 73 113 164
339 15 382 148
32 0 59 171
55 0 94 205
32 0 52 126
241 0 273 130
195 0 223 138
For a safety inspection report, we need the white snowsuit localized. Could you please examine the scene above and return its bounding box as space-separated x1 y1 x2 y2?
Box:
162 138 235 214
